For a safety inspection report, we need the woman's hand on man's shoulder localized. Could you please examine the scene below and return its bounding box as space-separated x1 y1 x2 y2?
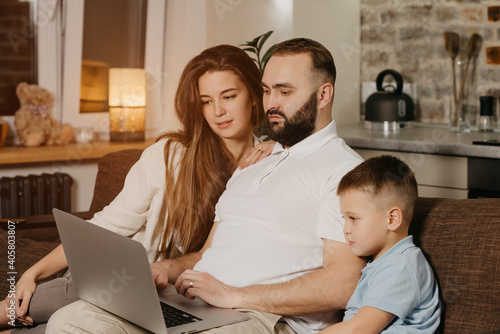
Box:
239 140 275 169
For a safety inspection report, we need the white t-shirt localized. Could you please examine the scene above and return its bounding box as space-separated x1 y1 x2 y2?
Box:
194 121 363 333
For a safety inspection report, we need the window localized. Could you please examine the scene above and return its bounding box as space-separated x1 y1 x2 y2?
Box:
1 0 166 138
80 0 147 113
0 0 37 116
62 0 166 132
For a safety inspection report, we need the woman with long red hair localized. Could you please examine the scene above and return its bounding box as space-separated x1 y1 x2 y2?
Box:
1 44 271 334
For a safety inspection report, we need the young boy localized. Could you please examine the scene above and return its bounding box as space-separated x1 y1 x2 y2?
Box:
320 155 441 333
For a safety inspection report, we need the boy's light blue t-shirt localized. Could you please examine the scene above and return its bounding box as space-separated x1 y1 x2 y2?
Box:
343 236 441 333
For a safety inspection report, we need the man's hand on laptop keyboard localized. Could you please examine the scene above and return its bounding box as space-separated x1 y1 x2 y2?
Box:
175 269 241 309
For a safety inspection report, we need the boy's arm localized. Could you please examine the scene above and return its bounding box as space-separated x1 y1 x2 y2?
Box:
318 306 395 334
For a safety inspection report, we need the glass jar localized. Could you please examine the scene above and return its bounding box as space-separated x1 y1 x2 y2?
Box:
449 57 474 133
478 96 496 132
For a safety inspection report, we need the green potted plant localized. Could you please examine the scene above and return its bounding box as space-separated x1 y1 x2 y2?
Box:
240 31 276 137
240 30 276 73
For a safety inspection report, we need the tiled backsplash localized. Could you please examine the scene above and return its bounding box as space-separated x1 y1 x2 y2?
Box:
360 0 500 124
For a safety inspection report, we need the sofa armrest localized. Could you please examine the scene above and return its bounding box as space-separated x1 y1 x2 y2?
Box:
0 211 92 243
411 197 500 334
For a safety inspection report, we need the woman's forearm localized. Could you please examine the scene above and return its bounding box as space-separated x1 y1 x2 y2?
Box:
23 244 68 282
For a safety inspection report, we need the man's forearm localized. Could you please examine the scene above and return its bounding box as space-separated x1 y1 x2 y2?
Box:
168 252 202 283
234 262 361 316
232 241 365 316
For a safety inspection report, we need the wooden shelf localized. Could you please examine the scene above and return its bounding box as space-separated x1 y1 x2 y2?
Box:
0 139 154 165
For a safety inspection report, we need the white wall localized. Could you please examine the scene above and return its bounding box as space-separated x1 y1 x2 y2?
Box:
293 0 361 125
205 0 293 49
160 0 208 134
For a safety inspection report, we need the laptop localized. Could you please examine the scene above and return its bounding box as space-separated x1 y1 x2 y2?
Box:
53 209 249 334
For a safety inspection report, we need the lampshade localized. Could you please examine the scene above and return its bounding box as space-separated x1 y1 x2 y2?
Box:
108 68 146 142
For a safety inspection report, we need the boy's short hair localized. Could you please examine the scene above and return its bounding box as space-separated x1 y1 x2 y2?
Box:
337 155 418 225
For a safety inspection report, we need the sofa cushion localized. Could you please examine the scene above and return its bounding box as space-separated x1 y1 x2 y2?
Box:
410 197 500 334
88 149 143 216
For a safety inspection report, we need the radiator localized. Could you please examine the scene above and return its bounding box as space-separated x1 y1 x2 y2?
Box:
0 173 73 218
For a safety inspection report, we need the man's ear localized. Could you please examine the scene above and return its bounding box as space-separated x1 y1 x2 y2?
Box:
317 83 334 109
387 207 403 232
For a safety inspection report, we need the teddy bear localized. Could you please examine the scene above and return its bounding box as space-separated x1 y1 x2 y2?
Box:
14 82 73 147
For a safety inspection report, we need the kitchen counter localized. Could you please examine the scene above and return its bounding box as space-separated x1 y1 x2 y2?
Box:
337 123 500 159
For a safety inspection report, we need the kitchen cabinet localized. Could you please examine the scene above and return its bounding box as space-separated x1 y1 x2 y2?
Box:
354 149 468 199
337 123 500 199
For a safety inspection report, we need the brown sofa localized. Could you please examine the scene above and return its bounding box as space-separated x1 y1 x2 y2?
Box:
1 149 499 334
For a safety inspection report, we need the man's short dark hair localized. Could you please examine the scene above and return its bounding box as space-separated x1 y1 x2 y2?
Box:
271 38 336 86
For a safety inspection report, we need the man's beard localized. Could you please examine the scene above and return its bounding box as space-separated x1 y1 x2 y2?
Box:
266 92 318 147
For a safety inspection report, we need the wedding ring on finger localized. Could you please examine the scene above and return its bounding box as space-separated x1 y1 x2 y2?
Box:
189 281 194 288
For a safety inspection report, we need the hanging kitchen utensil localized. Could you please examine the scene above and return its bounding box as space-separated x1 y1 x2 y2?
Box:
444 31 460 104
456 33 482 109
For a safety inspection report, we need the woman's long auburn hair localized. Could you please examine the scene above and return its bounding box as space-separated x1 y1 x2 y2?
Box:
155 45 264 260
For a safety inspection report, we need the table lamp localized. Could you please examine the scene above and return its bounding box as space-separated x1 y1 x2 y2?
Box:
108 68 146 141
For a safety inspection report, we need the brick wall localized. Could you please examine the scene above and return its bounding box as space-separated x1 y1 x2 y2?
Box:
0 0 37 116
361 0 500 124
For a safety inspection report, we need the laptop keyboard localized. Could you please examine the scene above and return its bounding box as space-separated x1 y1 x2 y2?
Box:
161 302 203 328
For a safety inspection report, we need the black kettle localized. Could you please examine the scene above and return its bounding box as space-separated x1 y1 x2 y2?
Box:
365 69 414 122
